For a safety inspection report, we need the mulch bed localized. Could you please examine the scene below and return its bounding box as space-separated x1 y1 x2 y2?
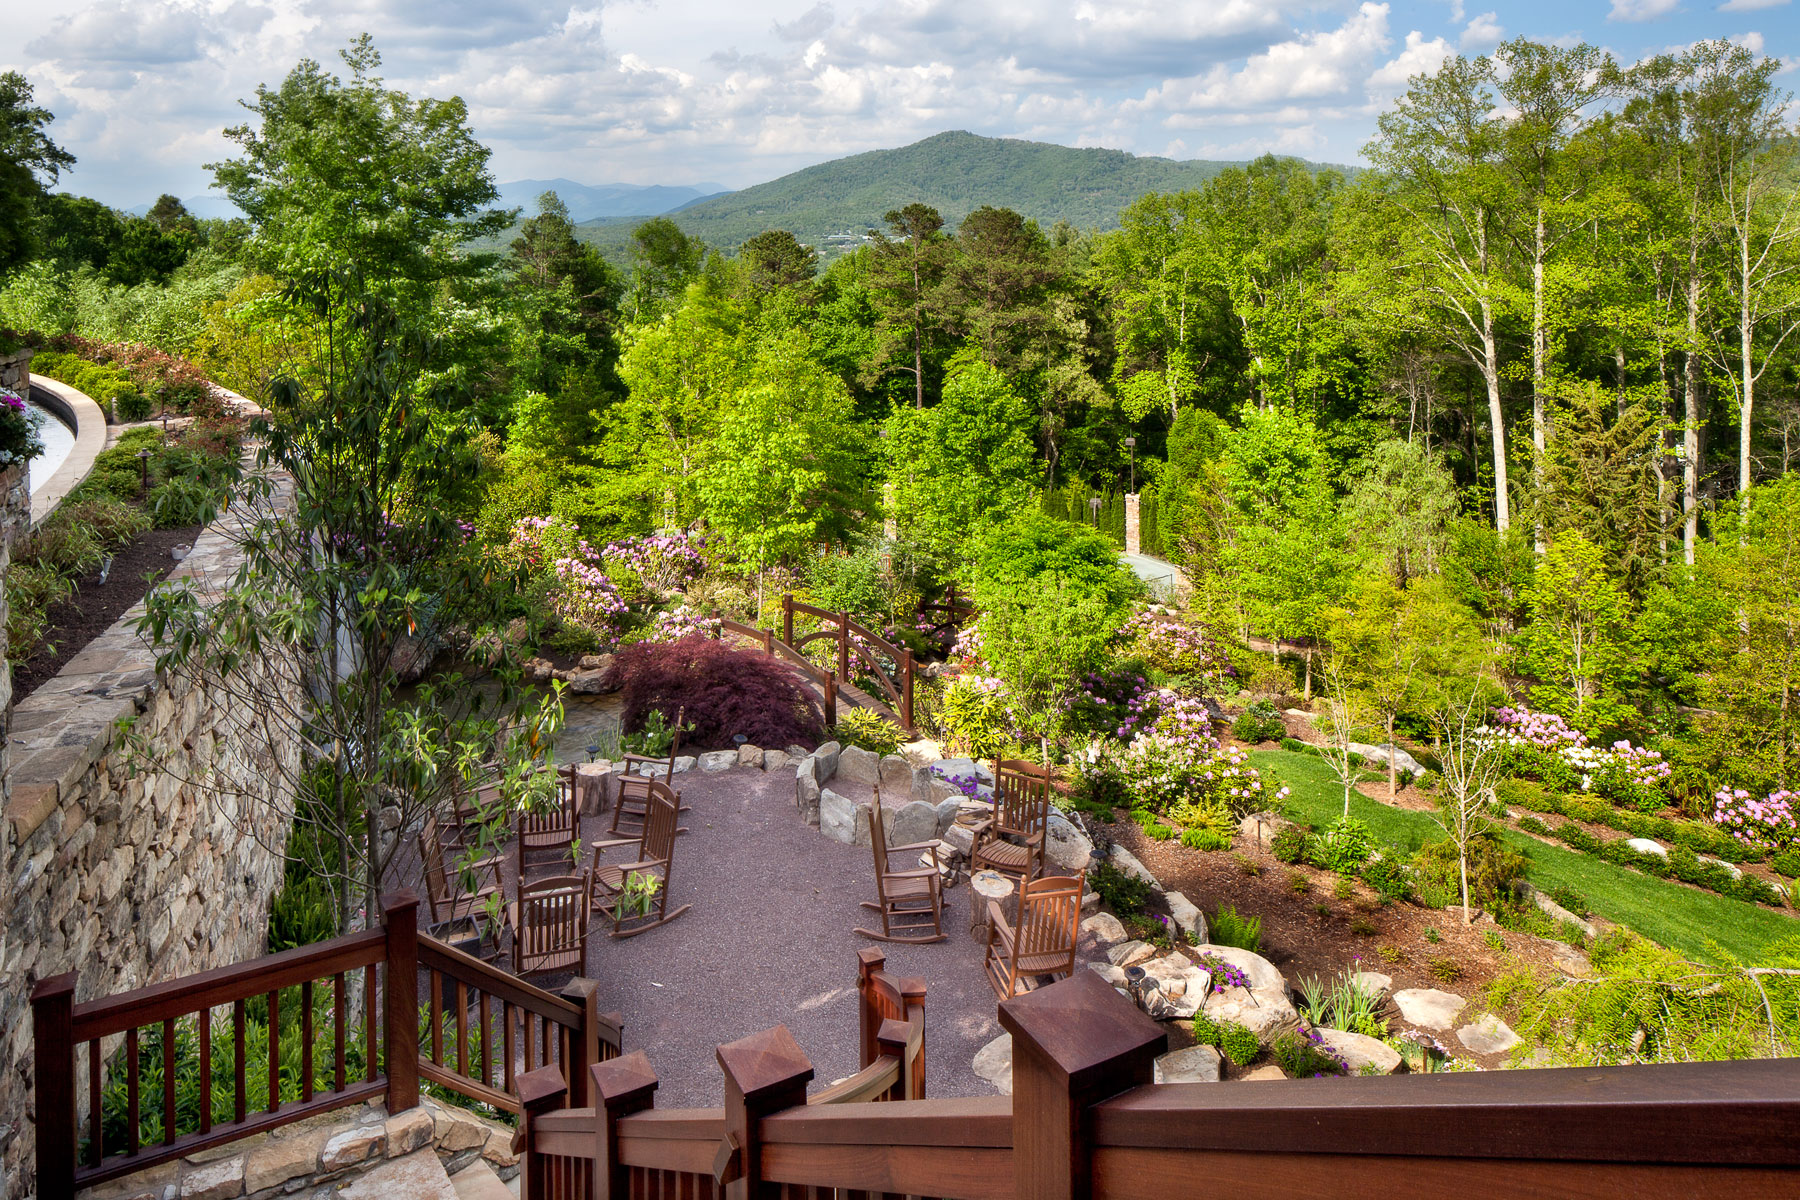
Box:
10 522 201 702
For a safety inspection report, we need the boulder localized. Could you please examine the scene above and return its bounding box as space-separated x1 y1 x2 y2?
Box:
819 789 861 845
179 1155 247 1200
813 741 842 782
1239 812 1286 845
972 1033 1013 1095
1164 891 1205 943
1626 837 1669 858
1456 1013 1521 1055
1192 945 1286 994
391 633 442 684
1106 940 1157 968
762 748 792 772
912 767 938 805
245 1128 327 1192
934 797 963 836
1315 1028 1403 1075
1196 945 1300 1038
1139 954 1211 1020
796 764 822 826
564 667 614 695
879 754 914 797
1241 1064 1289 1081
1087 961 1130 990
737 743 764 768
1702 856 1742 879
1522 882 1597 939
932 757 994 786
1108 844 1159 888
1392 988 1468 1032
890 801 939 848
1080 912 1128 946
671 755 695 774
1346 742 1428 779
697 750 737 774
1045 810 1095 873
898 738 944 767
1349 971 1393 999
320 1122 386 1170
522 657 555 683
838 745 881 785
1550 941 1593 978
337 1150 455 1200
1153 1044 1222 1084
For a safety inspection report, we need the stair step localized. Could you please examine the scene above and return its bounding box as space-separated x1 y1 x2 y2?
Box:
338 1149 456 1200
450 1159 517 1200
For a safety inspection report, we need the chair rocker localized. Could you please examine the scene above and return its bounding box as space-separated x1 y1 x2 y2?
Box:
510 870 593 979
611 706 691 839
856 791 948 944
592 781 691 939
983 873 1084 1000
968 758 1054 887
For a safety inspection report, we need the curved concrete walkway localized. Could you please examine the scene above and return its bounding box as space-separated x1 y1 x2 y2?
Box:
27 374 106 527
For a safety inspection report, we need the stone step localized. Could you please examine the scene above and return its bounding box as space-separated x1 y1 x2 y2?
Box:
338 1149 457 1200
450 1159 517 1200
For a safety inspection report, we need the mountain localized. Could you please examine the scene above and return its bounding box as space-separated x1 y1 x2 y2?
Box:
494 178 730 223
571 131 1348 260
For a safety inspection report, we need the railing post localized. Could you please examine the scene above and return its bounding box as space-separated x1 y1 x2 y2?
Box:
762 627 773 656
901 648 914 731
561 978 603 1107
31 972 79 1200
874 1019 913 1100
825 673 837 726
998 970 1165 1200
900 974 927 1099
837 611 851 682
381 890 420 1112
717 1026 814 1200
515 1064 568 1200
782 593 794 647
591 1053 658 1200
855 948 885 1068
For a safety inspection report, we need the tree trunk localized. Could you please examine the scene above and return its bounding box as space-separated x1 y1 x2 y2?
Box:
1479 300 1510 533
1387 714 1398 799
1532 208 1547 552
1740 228 1756 525
1459 842 1472 925
1684 268 1703 565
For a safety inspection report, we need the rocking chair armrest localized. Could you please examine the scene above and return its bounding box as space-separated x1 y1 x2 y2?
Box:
987 902 1015 948
620 753 668 766
966 818 994 836
587 836 642 853
887 839 941 854
613 859 660 874
884 866 940 881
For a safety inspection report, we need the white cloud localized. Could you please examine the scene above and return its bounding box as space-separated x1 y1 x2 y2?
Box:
1719 0 1788 10
1369 30 1453 92
1608 0 1682 20
1461 12 1505 51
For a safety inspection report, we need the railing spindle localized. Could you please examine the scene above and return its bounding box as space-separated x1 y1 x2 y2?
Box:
162 1017 176 1144
301 979 314 1102
455 981 469 1078
477 990 491 1089
334 973 347 1092
87 1038 102 1166
125 1027 139 1157
233 998 246 1123
503 1001 516 1093
431 969 444 1065
198 1006 212 1134
363 963 378 1082
266 989 280 1112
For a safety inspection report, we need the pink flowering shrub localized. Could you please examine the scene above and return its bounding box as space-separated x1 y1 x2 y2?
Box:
1481 706 1670 812
1117 695 1284 825
1713 788 1800 853
550 558 628 637
602 531 706 599
1064 667 1156 738
642 604 722 644
1118 610 1230 685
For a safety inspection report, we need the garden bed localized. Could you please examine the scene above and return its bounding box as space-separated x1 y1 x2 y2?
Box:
10 521 200 701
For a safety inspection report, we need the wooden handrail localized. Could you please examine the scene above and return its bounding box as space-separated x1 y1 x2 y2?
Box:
809 1055 901 1105
418 934 586 1026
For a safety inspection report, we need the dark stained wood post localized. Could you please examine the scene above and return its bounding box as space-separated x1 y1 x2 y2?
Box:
855 947 886 1068
782 594 794 647
32 972 79 1200
900 974 927 1099
901 648 915 731
999 969 1166 1200
824 673 837 726
514 1064 568 1200
561 978 604 1107
591 1052 658 1200
837 611 851 683
380 891 420 1112
717 1025 814 1200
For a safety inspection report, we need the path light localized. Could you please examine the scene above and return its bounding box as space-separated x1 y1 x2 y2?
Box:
733 734 748 748
137 448 151 493
1123 436 1136 494
1088 496 1102 526
587 743 600 762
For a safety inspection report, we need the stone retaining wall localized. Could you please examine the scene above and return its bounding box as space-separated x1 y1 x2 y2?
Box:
0 502 299 1198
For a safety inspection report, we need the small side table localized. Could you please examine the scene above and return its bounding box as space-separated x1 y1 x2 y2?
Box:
969 869 1015 941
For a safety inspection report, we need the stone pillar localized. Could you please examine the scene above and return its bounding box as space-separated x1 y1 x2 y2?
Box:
1124 493 1141 556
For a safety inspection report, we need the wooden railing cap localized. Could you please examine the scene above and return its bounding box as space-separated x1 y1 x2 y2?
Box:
30 971 77 1002
998 970 1165 1087
717 1025 815 1100
593 1050 660 1104
516 1064 569 1109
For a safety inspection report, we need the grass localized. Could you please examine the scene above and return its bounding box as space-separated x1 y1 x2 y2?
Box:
1250 749 1799 965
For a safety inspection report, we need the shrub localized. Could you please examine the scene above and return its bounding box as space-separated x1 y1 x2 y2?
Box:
1231 700 1285 744
1267 1029 1346 1078
1413 832 1528 911
1772 849 1800 879
149 478 225 528
615 636 825 751
114 391 152 422
1270 825 1309 864
1496 778 1563 815
1557 823 1602 853
1308 817 1375 875
1547 884 1589 917
19 517 105 577
1068 753 1130 817
936 675 1012 760
1428 957 1464 983
1279 737 1317 756
1209 903 1262 951
834 707 905 756
57 495 152 546
1360 855 1412 903
1563 794 1611 824
1730 874 1784 906
1089 860 1151 917
1287 870 1311 895
1181 827 1231 851
1516 816 1552 836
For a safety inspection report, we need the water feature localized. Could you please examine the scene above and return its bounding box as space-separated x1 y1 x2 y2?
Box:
27 394 75 495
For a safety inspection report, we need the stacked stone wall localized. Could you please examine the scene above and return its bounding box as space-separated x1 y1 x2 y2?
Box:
0 500 298 1198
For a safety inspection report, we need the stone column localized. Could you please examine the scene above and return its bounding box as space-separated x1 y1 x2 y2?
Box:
1124 493 1141 556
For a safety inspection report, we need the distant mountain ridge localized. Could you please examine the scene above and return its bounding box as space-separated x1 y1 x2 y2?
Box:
571 130 1349 259
493 178 730 223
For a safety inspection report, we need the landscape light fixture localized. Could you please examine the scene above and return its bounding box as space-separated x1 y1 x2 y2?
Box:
1088 495 1102 526
137 448 151 493
1123 436 1137 493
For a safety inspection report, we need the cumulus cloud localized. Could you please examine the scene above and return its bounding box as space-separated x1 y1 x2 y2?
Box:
1368 30 1454 92
1461 12 1505 51
1608 0 1682 20
1718 0 1787 9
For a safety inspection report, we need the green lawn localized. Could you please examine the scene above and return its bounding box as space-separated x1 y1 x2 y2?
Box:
1248 748 1800 965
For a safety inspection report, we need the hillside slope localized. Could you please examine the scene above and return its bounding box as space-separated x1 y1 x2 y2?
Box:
573 130 1346 260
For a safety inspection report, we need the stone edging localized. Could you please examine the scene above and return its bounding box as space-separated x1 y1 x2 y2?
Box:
25 374 106 528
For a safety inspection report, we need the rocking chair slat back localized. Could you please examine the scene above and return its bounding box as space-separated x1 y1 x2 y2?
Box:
611 707 686 839
856 791 947 944
513 872 592 978
992 758 1053 838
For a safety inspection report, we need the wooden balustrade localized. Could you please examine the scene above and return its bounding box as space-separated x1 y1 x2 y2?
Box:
780 595 916 731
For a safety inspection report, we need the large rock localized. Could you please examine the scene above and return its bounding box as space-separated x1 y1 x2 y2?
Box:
1045 810 1095 873
1196 945 1300 1038
320 1122 386 1170
391 633 442 684
1393 988 1468 1031
838 745 881 785
1193 944 1286 993
813 741 841 782
819 789 862 845
934 797 963 836
1154 1044 1222 1084
1522 882 1597 938
1108 844 1159 887
899 738 944 766
1346 742 1427 779
1080 912 1128 946
796 761 822 826
737 743 764 767
179 1154 247 1200
1088 961 1130 991
1316 1028 1403 1075
1457 1013 1521 1055
889 801 939 848
1550 940 1593 977
1239 811 1287 845
1139 953 1211 1020
973 1033 1013 1095
762 748 792 772
697 750 737 773
1626 837 1669 858
671 755 695 774
912 766 938 805
245 1128 327 1192
1164 891 1206 943
1350 971 1393 999
879 754 914 797
1107 940 1157 968
337 1150 456 1200
564 666 615 695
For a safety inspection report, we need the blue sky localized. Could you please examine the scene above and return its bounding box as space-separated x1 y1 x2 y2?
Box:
5 0 1796 210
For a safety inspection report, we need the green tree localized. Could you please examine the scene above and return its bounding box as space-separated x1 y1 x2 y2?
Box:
628 216 705 320
887 360 1038 556
936 206 1057 375
1342 438 1460 584
864 203 948 408
739 229 817 296
1517 530 1636 732
1536 380 1667 596
0 70 76 272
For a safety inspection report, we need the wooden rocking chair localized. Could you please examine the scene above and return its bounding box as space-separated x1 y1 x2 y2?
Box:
983 873 1083 1000
591 782 691 938
855 794 948 944
611 706 689 839
515 764 580 880
510 870 593 979
420 814 502 934
968 758 1054 887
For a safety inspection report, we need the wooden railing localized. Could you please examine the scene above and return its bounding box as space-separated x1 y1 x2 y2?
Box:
781 595 915 730
716 617 842 725
509 967 1799 1200
30 890 621 1200
512 947 930 1199
918 581 976 644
